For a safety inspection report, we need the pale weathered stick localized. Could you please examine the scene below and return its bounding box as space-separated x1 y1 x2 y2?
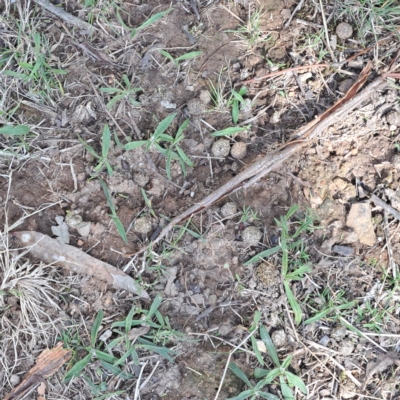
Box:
13 231 149 299
33 0 94 33
129 76 389 256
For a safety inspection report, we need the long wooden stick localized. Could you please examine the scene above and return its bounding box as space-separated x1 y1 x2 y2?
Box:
131 74 388 256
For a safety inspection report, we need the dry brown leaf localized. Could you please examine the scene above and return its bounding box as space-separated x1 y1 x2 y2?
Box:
3 343 70 400
12 231 149 299
362 351 400 390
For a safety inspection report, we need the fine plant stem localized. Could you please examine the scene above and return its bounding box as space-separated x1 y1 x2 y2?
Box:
214 329 257 400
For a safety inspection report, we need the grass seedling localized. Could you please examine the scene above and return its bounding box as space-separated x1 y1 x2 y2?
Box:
62 295 177 383
231 87 248 124
79 125 113 176
245 206 316 324
141 188 157 218
99 178 127 243
116 8 172 39
228 321 307 400
99 74 141 110
336 0 400 43
124 113 193 180
158 49 203 68
240 205 260 223
225 7 270 47
3 32 66 102
304 287 357 325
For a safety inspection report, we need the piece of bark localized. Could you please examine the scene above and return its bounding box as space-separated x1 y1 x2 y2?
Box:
12 231 149 300
3 342 71 400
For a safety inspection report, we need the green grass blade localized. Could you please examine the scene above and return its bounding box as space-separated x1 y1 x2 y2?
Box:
64 353 92 381
99 178 116 214
159 49 175 63
153 113 176 140
251 335 264 366
115 345 139 366
210 126 248 137
124 140 148 150
232 100 239 124
258 392 280 400
254 368 270 379
176 119 189 139
100 360 134 379
125 306 136 332
285 371 307 394
112 216 128 243
231 90 246 103
284 281 302 325
166 148 173 180
280 377 295 400
107 94 125 109
137 9 172 31
227 389 254 400
259 325 280 367
78 135 100 158
176 146 193 166
285 205 299 219
147 294 162 320
0 125 30 136
91 310 104 347
175 50 203 62
281 355 292 370
99 88 122 94
228 363 254 389
102 125 111 159
94 349 117 363
244 246 281 266
304 308 331 325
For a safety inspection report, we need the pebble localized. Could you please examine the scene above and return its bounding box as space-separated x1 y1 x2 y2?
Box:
336 22 353 40
271 329 287 348
231 142 247 159
199 90 211 105
221 202 238 217
332 245 354 257
187 98 205 115
211 139 230 157
242 226 262 246
331 325 347 340
256 262 280 287
10 374 20 387
386 110 400 126
339 339 354 355
134 217 152 234
346 203 376 246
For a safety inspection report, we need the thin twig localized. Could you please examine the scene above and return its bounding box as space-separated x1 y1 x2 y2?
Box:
319 0 337 63
237 64 329 86
214 329 257 400
32 0 94 33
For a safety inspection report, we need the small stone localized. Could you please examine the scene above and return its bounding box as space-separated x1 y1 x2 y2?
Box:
221 202 238 217
211 139 230 157
336 22 353 40
299 72 312 82
160 100 177 109
231 142 247 159
208 294 217 306
346 203 376 246
271 329 287 348
134 217 152 234
199 90 211 105
256 340 267 353
339 339 354 355
187 98 205 115
386 110 400 126
340 379 357 399
133 173 149 187
331 325 347 340
242 226 262 246
338 79 354 93
10 374 20 387
332 245 354 257
219 324 233 336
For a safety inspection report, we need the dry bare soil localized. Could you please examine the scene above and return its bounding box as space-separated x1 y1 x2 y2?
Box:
2 0 400 399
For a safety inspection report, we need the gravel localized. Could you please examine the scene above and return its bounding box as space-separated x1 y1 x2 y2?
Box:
336 22 353 40
211 139 230 157
134 216 152 233
242 226 262 246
